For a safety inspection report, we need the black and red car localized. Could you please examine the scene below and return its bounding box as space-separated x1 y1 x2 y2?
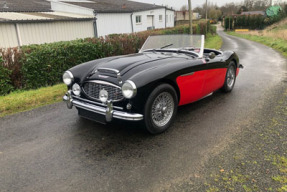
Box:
63 35 242 134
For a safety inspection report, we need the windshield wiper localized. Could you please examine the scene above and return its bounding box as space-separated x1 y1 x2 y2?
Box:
160 43 173 49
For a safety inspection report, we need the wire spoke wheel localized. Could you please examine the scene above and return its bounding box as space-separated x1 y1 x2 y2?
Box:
227 66 235 88
151 92 174 127
222 62 237 93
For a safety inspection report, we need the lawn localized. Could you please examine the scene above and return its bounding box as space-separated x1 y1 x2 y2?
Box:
227 32 287 58
0 84 66 117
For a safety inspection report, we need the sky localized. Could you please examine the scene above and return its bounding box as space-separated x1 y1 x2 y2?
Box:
130 0 244 10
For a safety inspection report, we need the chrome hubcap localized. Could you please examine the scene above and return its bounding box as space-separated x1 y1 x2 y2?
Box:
227 67 235 88
151 92 174 127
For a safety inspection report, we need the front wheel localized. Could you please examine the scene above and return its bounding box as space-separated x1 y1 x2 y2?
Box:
222 62 236 93
144 84 178 134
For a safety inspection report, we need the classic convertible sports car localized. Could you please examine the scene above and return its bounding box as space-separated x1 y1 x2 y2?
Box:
63 35 242 134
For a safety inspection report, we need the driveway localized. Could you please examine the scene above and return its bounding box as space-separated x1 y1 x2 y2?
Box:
0 28 286 192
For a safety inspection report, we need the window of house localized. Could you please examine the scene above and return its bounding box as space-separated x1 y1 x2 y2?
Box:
166 15 168 23
136 15 142 24
159 15 163 21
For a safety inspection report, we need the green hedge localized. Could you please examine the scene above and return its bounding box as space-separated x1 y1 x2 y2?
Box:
225 17 235 30
0 23 213 95
227 11 286 30
0 56 14 95
234 15 265 30
21 40 106 89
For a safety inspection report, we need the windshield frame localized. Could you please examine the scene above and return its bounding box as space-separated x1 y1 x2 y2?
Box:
139 34 205 58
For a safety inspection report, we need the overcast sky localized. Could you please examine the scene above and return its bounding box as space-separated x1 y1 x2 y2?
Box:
130 0 244 10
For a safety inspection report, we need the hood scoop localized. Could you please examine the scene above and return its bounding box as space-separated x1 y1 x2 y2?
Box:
97 67 123 84
97 68 120 75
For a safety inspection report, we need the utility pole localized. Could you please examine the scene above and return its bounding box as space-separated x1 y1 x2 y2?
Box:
206 0 208 34
188 0 193 34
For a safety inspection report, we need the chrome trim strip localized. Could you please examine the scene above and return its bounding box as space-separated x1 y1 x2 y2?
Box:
72 96 123 110
181 72 195 77
72 100 143 121
198 35 205 58
139 35 151 53
84 80 121 88
73 100 106 115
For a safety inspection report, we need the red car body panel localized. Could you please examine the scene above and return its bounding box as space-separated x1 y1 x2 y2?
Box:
176 71 206 106
202 68 227 96
177 68 227 106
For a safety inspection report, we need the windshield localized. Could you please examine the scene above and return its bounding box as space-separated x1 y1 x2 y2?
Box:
139 34 205 57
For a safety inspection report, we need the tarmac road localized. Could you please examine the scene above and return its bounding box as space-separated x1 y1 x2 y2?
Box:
0 28 286 192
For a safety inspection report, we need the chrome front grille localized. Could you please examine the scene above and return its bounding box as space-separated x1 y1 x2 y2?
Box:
83 81 124 102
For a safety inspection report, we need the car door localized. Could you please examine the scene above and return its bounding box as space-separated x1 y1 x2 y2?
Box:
176 61 208 106
202 56 227 96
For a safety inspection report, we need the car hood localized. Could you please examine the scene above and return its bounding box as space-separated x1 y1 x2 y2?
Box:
94 52 191 75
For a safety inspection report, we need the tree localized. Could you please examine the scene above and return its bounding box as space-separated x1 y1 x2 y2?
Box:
209 8 222 20
180 5 188 11
237 6 248 14
193 6 204 16
220 2 241 16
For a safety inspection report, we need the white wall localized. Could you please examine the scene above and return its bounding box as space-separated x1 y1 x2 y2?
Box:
0 21 94 48
166 9 175 28
97 13 132 37
0 24 19 48
132 8 166 33
51 1 175 36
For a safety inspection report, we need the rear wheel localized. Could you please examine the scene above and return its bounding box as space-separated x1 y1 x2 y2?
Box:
144 84 178 134
222 62 236 93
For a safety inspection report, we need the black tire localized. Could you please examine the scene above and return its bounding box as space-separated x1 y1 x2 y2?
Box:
222 61 236 93
144 84 178 134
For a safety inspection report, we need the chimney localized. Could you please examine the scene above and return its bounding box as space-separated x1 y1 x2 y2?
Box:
122 4 126 9
3 1 9 9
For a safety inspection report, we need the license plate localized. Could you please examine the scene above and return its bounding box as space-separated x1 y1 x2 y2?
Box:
78 108 106 124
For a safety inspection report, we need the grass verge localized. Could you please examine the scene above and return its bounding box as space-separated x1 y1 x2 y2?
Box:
0 34 222 118
0 84 66 118
227 31 287 57
206 33 223 50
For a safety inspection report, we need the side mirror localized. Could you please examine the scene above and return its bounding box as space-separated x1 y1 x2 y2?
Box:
208 52 216 59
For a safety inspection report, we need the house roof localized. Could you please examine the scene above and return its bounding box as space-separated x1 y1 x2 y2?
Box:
0 0 51 12
0 11 94 23
241 11 265 15
61 0 166 13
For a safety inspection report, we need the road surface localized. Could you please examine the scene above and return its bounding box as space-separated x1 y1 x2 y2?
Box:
0 28 286 191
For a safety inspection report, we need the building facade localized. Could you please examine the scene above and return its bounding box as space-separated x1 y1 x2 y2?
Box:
51 0 175 37
0 0 175 48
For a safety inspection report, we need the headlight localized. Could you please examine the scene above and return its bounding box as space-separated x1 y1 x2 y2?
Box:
72 83 81 96
122 80 137 99
63 71 73 85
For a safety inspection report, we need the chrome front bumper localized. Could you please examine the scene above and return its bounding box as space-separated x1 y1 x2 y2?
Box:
63 91 143 122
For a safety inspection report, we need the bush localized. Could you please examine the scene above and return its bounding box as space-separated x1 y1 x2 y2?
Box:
232 9 286 30
1 23 212 94
0 56 14 95
225 17 234 30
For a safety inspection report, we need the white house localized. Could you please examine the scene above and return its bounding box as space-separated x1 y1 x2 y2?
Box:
0 0 175 47
50 0 175 37
272 0 287 5
0 12 95 48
